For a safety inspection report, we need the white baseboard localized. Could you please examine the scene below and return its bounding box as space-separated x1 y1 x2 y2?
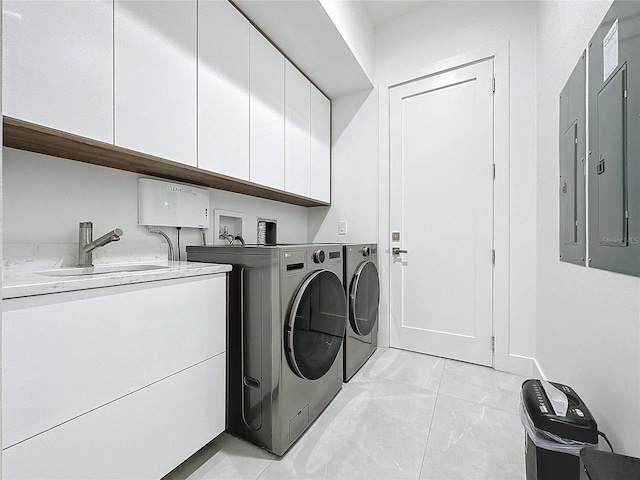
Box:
497 353 540 378
532 357 547 380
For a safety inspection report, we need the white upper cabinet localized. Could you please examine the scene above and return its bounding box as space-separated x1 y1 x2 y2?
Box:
249 27 285 190
198 1 250 180
115 0 197 166
285 60 311 198
3 0 331 205
310 84 331 203
2 0 113 143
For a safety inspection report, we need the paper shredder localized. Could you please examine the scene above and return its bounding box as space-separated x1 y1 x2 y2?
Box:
521 379 599 480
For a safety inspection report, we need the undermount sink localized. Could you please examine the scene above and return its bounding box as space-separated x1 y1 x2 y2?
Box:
37 264 168 277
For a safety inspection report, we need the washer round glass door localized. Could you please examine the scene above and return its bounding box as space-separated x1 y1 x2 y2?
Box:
286 270 347 380
349 261 380 336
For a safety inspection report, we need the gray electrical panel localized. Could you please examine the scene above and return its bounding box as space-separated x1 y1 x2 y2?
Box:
588 0 640 277
559 52 586 266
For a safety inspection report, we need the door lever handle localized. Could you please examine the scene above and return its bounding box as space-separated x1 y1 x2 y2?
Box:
392 247 408 256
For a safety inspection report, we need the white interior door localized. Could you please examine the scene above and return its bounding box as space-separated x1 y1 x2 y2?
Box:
389 58 495 366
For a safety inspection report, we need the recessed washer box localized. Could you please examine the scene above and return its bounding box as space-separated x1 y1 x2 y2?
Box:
138 178 209 228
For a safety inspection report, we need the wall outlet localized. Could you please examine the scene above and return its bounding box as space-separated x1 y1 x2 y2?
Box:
338 221 347 236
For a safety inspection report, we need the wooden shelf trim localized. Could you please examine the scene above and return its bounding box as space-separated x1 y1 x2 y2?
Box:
2 116 329 208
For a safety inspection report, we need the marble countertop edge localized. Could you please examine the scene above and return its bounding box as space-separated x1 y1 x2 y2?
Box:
2 261 232 299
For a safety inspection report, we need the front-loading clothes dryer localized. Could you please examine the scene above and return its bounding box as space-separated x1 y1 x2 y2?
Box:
343 244 380 382
186 244 346 456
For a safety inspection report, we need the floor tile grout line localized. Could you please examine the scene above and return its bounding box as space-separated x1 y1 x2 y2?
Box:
439 358 449 391
255 458 275 480
416 358 447 479
418 390 442 480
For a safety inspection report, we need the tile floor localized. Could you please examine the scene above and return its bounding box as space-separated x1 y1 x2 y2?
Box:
163 348 528 480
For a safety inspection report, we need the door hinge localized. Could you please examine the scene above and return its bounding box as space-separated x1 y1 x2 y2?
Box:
491 336 495 352
492 249 495 265
492 164 496 179
492 77 495 93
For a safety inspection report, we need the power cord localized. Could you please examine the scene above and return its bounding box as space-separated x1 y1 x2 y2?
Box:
598 430 614 453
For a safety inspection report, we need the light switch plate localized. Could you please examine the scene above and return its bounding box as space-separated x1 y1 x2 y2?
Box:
338 221 347 236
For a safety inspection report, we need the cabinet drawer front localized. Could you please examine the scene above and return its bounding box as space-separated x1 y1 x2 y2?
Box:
3 275 225 448
2 354 225 480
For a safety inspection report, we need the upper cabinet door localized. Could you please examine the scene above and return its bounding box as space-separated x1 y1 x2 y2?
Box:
249 27 285 190
115 0 197 166
285 60 311 198
2 0 113 143
310 85 331 203
198 1 250 180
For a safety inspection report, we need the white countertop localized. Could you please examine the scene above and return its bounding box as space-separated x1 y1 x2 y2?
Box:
2 261 231 299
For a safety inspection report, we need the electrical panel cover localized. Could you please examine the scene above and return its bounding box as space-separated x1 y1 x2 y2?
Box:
587 1 640 277
559 52 586 266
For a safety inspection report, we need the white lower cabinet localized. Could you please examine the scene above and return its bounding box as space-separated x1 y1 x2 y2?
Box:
2 274 226 479
3 355 225 480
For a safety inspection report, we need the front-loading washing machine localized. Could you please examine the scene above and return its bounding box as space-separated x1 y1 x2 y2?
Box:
187 244 346 456
342 244 380 381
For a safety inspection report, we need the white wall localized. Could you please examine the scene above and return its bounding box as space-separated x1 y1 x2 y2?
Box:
318 0 374 84
535 0 640 456
373 1 538 373
3 148 309 265
308 87 378 243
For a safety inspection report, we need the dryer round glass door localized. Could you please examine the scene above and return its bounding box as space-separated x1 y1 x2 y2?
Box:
350 261 380 336
286 270 347 380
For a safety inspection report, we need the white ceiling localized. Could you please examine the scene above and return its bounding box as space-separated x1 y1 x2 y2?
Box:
231 0 432 98
234 0 374 98
360 0 430 27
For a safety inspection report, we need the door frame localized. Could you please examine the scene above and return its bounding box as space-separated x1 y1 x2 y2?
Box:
388 58 496 365
377 42 525 374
